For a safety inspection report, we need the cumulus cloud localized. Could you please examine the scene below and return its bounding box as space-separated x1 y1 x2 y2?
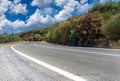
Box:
0 0 12 15
55 0 68 7
31 0 54 8
27 9 54 26
0 0 27 15
75 3 92 14
13 0 21 4
0 15 26 29
80 0 88 4
0 9 55 30
54 0 79 22
43 8 55 16
10 3 27 15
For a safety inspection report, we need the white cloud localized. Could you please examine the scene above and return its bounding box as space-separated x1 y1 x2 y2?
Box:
26 9 42 26
10 3 27 15
55 0 79 22
42 15 55 24
0 15 26 29
0 0 12 15
13 0 21 4
80 0 88 4
43 7 55 16
31 0 54 8
0 0 27 15
11 20 26 28
0 0 55 32
0 15 8 28
0 8 55 31
55 0 68 7
75 3 92 14
26 9 54 26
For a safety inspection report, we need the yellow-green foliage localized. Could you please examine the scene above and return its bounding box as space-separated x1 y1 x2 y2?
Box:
33 34 42 41
45 12 103 46
103 15 120 40
102 12 111 20
45 21 71 44
90 0 120 15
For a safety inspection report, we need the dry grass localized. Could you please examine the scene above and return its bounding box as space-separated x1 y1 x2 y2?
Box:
0 41 24 46
109 41 120 49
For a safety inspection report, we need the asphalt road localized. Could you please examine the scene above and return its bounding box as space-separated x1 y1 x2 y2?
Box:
0 42 120 81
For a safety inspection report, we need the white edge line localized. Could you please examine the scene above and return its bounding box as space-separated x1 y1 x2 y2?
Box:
34 44 120 57
11 45 87 81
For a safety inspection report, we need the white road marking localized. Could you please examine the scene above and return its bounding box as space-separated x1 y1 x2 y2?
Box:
11 45 87 81
34 44 120 57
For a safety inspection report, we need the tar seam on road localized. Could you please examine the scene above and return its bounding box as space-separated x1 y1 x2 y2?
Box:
11 45 87 81
34 44 120 57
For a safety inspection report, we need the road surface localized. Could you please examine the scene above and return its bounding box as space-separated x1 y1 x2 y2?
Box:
0 42 120 81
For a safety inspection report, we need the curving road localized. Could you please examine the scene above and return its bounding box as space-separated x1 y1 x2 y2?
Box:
0 42 120 81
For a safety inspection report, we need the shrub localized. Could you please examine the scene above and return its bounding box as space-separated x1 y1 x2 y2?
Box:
117 40 120 45
33 34 42 41
90 0 120 15
0 36 9 43
75 12 103 46
45 21 71 45
102 12 111 20
58 22 71 44
28 36 33 41
103 15 120 40
8 35 21 42
45 12 103 46
109 41 120 49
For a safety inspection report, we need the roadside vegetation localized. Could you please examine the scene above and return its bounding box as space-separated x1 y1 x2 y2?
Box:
0 0 120 48
0 34 21 43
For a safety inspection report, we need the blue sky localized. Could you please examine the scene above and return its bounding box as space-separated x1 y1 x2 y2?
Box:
0 0 118 33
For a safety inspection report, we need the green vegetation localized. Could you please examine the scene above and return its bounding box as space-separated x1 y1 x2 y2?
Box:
90 0 120 15
45 21 71 45
19 23 59 41
0 34 21 43
0 0 120 48
103 15 120 40
33 34 42 41
45 12 103 46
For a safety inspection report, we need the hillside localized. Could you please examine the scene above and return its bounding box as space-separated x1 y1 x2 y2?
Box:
19 23 59 41
0 0 120 48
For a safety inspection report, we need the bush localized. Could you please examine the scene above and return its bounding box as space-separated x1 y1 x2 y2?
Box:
0 34 21 43
102 12 111 20
75 12 103 46
28 36 33 41
33 34 42 41
45 12 103 46
109 41 120 49
90 0 120 15
45 21 71 45
103 15 120 40
0 36 9 43
8 35 21 42
117 40 120 45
